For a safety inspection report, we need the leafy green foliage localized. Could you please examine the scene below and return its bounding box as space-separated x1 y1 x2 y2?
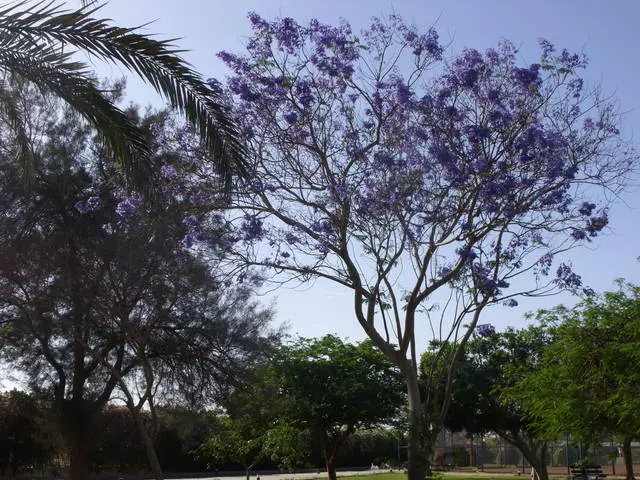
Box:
272 335 404 480
518 281 640 443
442 325 552 436
0 390 56 475
275 336 404 435
428 327 555 480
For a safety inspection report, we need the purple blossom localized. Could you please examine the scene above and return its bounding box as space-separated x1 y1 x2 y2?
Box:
578 202 596 216
182 215 200 228
411 28 442 58
161 164 177 179
182 230 203 248
310 219 335 236
273 17 301 53
241 216 265 241
74 196 101 214
533 252 554 275
538 38 555 59
87 196 101 210
74 200 91 214
571 229 587 241
512 64 541 89
555 263 582 289
456 246 477 263
116 196 144 217
437 266 452 278
283 111 298 124
285 232 300 244
476 324 496 337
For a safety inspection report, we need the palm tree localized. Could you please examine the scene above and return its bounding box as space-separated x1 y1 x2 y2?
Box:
0 1 244 192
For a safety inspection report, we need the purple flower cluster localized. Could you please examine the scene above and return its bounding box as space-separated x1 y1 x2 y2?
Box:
74 196 101 214
241 216 265 242
161 164 177 179
555 263 583 289
213 12 633 305
476 324 496 338
116 196 144 217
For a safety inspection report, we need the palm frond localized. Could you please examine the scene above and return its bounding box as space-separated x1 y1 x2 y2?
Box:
0 0 246 187
0 79 36 182
0 39 155 196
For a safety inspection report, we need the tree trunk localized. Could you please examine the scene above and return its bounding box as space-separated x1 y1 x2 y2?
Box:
325 455 337 480
621 438 635 480
506 434 549 480
320 429 351 480
129 405 163 480
68 422 90 480
406 373 429 480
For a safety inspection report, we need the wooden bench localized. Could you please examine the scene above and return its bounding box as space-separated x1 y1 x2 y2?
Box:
570 464 607 480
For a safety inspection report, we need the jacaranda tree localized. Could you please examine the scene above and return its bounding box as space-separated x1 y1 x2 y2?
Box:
206 14 635 480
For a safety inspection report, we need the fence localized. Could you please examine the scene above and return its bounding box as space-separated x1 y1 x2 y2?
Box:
431 432 640 476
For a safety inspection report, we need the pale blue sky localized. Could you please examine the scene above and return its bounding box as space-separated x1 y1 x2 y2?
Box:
91 1 640 350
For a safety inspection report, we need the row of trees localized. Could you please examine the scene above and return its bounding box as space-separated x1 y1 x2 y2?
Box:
5 282 638 480
0 335 404 478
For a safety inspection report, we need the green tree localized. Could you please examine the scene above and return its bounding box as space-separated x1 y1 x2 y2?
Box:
272 336 404 480
202 361 307 478
518 282 640 480
0 92 271 480
432 326 553 480
0 1 243 189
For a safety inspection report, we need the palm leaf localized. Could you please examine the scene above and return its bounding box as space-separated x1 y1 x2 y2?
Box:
0 37 155 195
0 79 36 182
0 1 246 188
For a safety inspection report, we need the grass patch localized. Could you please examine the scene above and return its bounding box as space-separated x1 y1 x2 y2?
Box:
444 477 529 480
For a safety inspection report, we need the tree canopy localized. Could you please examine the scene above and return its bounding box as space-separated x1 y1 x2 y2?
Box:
517 281 640 480
271 335 404 480
0 86 273 480
434 326 553 480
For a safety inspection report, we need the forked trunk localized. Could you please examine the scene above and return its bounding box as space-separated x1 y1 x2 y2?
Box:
320 428 351 480
129 406 164 480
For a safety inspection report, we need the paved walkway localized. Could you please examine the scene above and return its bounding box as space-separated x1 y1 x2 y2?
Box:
174 470 390 480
